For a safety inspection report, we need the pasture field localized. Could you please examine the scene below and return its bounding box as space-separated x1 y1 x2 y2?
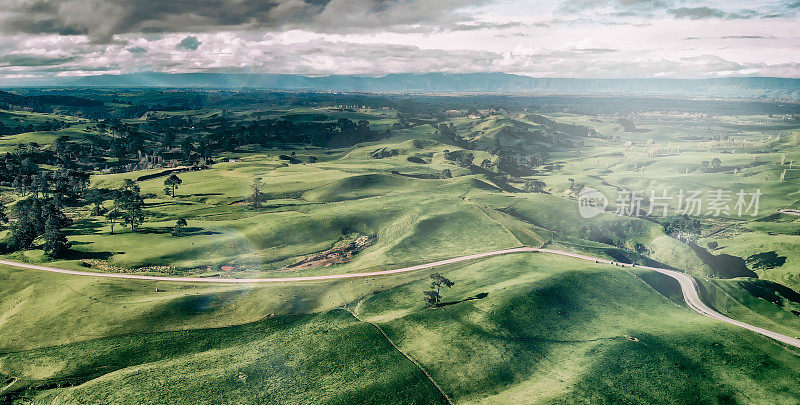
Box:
3 254 800 404
2 99 800 403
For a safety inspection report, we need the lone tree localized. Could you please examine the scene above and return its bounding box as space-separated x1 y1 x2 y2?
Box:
172 218 187 236
163 174 182 197
423 273 455 307
114 179 145 231
249 177 265 209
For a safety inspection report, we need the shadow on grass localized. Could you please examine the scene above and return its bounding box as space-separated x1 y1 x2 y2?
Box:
434 292 489 308
134 227 221 236
687 242 757 278
65 249 114 260
66 218 106 236
185 193 224 197
745 251 787 271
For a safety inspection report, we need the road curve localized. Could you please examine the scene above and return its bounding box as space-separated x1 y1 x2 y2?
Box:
2 248 800 348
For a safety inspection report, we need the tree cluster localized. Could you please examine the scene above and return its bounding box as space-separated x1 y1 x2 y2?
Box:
10 197 72 258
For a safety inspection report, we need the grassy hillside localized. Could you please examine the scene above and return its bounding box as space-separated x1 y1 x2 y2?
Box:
3 98 800 403
3 254 799 404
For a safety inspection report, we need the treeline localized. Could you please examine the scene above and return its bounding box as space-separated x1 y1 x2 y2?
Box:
0 119 70 136
204 117 390 150
0 151 91 199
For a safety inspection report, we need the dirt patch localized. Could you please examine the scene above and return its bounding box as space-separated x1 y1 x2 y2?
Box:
81 259 176 274
288 234 376 270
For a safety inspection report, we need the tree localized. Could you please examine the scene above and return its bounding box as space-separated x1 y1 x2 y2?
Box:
711 158 722 169
457 152 474 168
163 174 182 197
0 200 8 226
161 131 176 148
707 241 719 250
85 188 105 216
423 273 455 307
423 290 442 307
568 178 584 195
662 214 701 241
523 179 546 193
180 137 194 159
42 216 70 258
114 180 145 231
700 160 711 172
249 177 265 209
172 218 187 236
106 208 122 234
10 201 39 249
10 197 71 251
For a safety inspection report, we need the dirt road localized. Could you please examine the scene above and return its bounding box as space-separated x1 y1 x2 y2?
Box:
2 248 800 348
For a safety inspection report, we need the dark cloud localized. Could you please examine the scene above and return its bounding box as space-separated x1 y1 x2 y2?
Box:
668 7 760 20
0 54 77 67
1 0 327 41
0 0 485 42
447 21 526 32
559 0 673 14
127 46 147 54
668 7 726 19
721 35 773 39
176 36 201 50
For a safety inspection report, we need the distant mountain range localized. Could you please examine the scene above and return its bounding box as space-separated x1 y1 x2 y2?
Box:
3 72 800 100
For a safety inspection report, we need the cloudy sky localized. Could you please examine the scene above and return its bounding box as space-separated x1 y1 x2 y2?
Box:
0 0 799 82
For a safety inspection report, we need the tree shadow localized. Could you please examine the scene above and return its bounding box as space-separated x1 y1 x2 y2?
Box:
65 249 115 260
746 251 787 270
435 292 489 308
147 201 194 208
185 193 224 197
134 226 221 236
687 242 757 278
67 218 106 236
737 279 800 307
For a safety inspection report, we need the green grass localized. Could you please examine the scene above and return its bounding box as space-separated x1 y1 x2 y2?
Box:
3 106 800 403
2 311 446 404
356 254 800 404
4 253 800 404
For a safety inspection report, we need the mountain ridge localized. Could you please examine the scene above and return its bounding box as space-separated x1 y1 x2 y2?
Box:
3 72 799 100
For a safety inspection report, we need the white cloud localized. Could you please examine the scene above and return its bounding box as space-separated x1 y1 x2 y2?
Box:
0 0 798 80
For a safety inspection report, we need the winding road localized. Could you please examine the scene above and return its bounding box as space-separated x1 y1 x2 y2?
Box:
2 248 800 348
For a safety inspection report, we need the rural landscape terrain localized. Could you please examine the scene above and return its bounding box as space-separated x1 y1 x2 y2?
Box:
0 85 798 403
